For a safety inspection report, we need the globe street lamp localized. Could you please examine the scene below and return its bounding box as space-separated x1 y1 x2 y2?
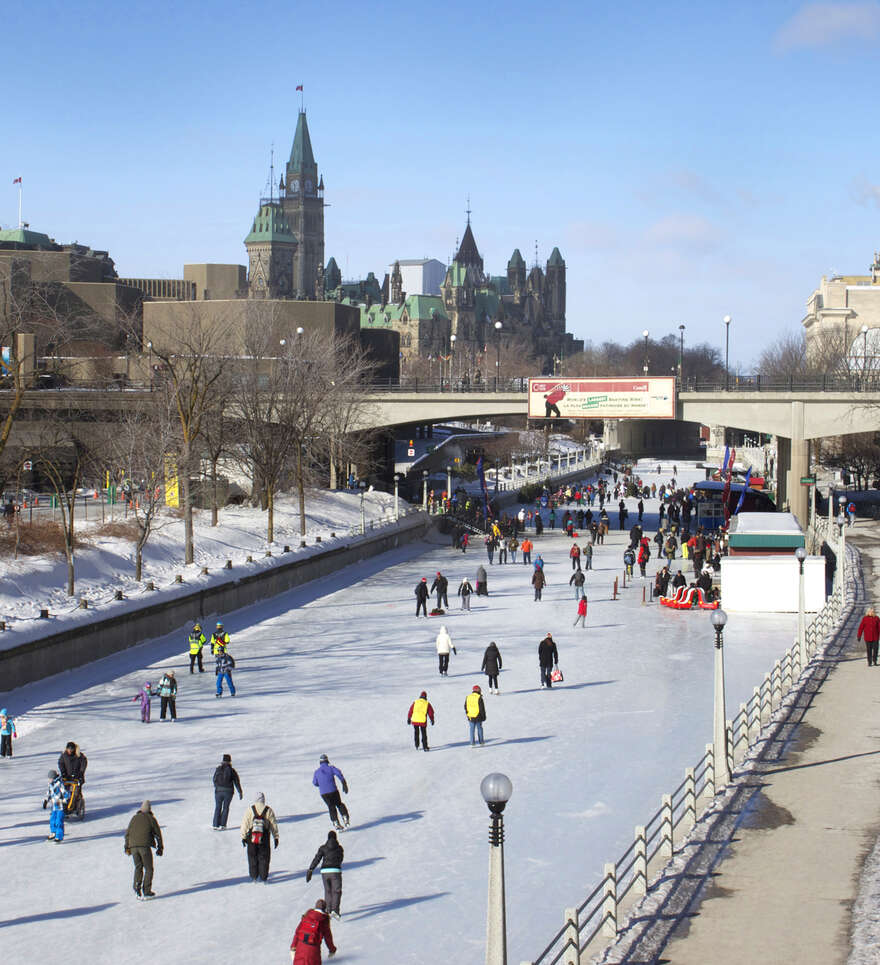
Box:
642 329 649 376
359 480 367 535
723 315 732 390
494 320 503 391
296 326 304 336
678 324 686 384
393 473 401 521
422 470 429 511
795 546 807 668
450 333 457 387
481 772 513 965
446 464 453 505
146 340 153 391
710 608 731 786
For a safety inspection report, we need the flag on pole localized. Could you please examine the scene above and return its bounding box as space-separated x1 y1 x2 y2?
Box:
296 85 303 91
721 445 730 473
12 177 22 184
734 467 752 515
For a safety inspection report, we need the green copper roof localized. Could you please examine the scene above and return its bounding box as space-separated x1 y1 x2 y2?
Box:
507 248 525 269
547 247 565 267
244 203 296 245
289 111 316 175
407 294 448 321
0 226 56 248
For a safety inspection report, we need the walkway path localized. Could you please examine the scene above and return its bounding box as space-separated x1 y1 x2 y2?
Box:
600 522 880 965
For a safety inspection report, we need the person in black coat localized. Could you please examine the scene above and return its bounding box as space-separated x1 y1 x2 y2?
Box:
58 742 88 783
415 578 429 617
430 572 449 609
481 642 502 694
212 753 243 829
306 830 344 918
475 564 489 596
534 514 544 536
538 634 559 689
671 569 687 591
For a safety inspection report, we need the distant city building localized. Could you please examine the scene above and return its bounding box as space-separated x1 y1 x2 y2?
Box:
387 258 445 297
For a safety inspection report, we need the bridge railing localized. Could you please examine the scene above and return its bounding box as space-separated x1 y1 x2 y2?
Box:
683 373 880 392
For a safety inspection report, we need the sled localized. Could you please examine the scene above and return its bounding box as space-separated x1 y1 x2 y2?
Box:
659 586 719 610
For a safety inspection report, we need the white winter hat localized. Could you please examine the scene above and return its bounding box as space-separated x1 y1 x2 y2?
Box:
254 792 265 805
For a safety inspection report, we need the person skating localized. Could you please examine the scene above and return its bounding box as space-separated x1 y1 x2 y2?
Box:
521 537 532 565
583 541 593 571
430 571 449 609
532 566 547 601
43 770 69 842
213 753 243 829
306 830 344 920
457 575 474 611
538 633 559 688
188 623 206 673
638 538 650 578
485 534 497 564
465 685 486 745
623 547 635 578
415 577 429 617
435 625 456 675
125 800 163 898
241 792 279 883
215 649 236 697
569 543 581 570
569 568 585 600
508 536 519 563
574 594 588 628
481 642 502 694
0 707 17 758
313 755 350 830
857 605 880 666
475 564 489 596
132 681 157 723
210 621 230 654
156 670 177 721
290 898 337 963
407 691 434 751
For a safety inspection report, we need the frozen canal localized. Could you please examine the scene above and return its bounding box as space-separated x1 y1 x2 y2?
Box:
0 471 798 964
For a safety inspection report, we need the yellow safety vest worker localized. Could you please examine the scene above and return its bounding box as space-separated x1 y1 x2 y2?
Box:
211 632 230 653
465 693 482 719
188 633 205 655
411 698 429 724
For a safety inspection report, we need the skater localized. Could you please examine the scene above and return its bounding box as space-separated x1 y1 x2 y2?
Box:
623 546 635 578
313 755 350 830
415 577 429 617
430 571 449 609
485 534 497 564
532 566 547 601
0 707 16 757
857 605 880 666
497 538 508 564
569 568 585 599
508 536 519 563
574 594 588 628
157 670 177 721
215 649 236 697
188 623 206 673
210 621 230 654
583 541 593 570
481 641 502 694
538 633 559 688
521 537 532 565
475 564 489 596
290 899 337 964
43 770 69 842
306 830 344 919
638 538 650 578
457 575 474 610
465 684 486 745
132 681 156 723
241 792 279 883
213 753 243 829
569 543 581 570
435 625 456 675
407 691 434 751
125 800 163 899
58 741 87 815
460 531 469 553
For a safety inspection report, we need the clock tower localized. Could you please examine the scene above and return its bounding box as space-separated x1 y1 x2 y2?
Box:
282 111 325 299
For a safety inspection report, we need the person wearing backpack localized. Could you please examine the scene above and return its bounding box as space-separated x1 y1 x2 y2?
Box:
215 650 236 697
306 830 345 920
240 792 279 883
290 898 337 963
212 753 243 829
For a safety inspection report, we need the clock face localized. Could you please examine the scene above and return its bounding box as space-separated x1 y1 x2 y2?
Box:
291 179 300 194
305 179 313 193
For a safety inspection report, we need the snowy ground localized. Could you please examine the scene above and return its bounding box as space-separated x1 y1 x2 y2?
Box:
0 461 799 964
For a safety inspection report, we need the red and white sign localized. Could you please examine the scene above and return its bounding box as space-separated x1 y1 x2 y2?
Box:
407 448 415 457
528 377 676 420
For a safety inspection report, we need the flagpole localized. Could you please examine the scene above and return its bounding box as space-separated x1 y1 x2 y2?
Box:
18 182 22 228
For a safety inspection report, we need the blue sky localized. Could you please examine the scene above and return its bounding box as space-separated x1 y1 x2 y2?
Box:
6 0 880 366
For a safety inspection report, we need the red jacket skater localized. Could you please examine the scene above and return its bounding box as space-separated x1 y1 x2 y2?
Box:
291 902 336 963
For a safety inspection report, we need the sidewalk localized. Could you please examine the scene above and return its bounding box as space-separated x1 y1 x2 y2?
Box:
600 521 880 965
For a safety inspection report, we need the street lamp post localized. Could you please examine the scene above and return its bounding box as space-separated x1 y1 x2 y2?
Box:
678 324 685 385
446 464 453 504
642 329 649 376
147 340 153 391
710 608 731 786
422 470 429 511
723 315 732 390
862 325 869 385
795 546 807 668
480 772 513 965
359 480 367 535
393 473 400 521
450 333 457 387
494 320 503 391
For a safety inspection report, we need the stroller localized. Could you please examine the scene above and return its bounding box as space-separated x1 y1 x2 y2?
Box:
63 779 85 820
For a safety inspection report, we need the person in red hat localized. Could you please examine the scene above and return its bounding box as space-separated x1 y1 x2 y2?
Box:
406 691 434 751
430 571 449 609
290 897 337 963
464 685 486 746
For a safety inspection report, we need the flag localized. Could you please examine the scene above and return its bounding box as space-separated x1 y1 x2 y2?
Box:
296 85 303 91
721 445 730 473
12 177 21 184
722 447 736 526
734 467 752 515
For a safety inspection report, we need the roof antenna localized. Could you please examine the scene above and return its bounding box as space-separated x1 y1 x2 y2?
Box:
466 195 471 226
269 144 275 202
535 239 539 268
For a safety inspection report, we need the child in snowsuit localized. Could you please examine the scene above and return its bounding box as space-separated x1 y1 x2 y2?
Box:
0 707 16 757
43 769 69 841
132 682 156 723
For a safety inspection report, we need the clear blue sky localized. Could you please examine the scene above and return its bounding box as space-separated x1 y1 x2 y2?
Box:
6 0 880 366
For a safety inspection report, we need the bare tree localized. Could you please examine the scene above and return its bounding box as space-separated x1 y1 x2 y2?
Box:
198 373 236 526
818 431 880 490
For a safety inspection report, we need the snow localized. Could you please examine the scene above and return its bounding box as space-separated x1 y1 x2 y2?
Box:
0 460 800 964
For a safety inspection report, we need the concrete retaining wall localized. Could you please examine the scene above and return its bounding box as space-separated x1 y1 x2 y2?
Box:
0 514 430 692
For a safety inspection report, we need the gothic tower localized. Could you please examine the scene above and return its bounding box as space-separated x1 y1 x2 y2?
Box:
390 260 404 304
545 247 566 332
244 202 296 298
507 248 526 298
281 111 325 299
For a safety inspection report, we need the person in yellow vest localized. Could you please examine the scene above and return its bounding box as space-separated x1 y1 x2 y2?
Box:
406 691 434 752
211 622 231 654
465 685 486 746
188 623 206 673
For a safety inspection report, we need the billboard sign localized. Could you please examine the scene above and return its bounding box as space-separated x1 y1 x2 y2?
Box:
528 377 676 420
